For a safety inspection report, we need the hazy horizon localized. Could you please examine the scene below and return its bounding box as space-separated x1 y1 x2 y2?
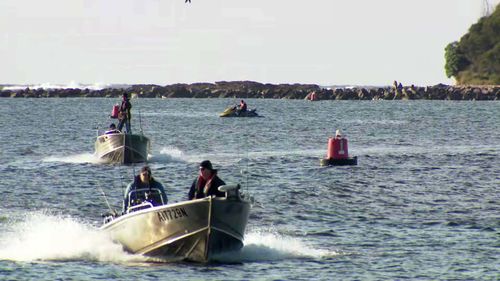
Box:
1 0 498 87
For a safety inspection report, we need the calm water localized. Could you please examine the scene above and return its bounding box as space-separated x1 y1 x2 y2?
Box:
0 98 499 280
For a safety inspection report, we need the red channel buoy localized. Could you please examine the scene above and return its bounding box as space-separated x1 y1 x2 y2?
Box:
321 129 358 166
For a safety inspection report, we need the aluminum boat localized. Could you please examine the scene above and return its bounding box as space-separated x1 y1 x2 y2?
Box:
94 133 150 164
101 185 250 263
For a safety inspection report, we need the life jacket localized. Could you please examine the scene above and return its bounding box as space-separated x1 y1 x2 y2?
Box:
194 174 215 198
240 101 247 111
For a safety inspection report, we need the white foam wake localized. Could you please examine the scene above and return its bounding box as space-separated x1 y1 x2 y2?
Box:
43 153 104 164
0 213 338 264
154 146 187 162
151 146 225 164
0 212 143 263
214 229 339 263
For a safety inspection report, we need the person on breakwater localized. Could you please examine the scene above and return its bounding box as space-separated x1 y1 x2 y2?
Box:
123 165 168 213
117 93 132 133
188 160 226 199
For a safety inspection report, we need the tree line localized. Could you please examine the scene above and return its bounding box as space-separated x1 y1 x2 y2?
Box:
445 4 500 85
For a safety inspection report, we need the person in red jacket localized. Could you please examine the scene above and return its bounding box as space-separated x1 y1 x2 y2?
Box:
188 160 226 200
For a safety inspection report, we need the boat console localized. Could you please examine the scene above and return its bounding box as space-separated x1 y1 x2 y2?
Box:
126 188 166 213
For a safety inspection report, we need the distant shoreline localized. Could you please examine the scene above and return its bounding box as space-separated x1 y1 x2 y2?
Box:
1 81 498 100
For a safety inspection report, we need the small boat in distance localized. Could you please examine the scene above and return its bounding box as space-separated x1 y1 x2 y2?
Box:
95 132 150 164
101 184 251 263
94 99 150 164
219 106 260 117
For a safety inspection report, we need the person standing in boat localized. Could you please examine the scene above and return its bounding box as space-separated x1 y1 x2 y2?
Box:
188 160 226 200
117 93 132 134
123 165 168 213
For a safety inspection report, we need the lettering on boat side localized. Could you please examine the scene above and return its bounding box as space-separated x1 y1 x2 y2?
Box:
157 207 188 222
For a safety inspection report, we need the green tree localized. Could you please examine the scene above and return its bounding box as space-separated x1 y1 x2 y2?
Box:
444 4 500 84
444 42 469 78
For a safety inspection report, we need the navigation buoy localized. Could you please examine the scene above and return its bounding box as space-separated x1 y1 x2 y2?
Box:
110 104 119 119
320 129 358 166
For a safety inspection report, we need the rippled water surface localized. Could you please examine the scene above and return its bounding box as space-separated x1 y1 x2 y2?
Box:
0 98 499 280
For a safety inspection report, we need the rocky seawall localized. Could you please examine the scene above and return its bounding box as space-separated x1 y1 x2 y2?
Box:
1 81 499 100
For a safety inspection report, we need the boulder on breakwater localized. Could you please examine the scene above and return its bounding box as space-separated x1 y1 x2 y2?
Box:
1 81 499 100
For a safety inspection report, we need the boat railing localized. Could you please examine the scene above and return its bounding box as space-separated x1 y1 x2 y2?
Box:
96 129 123 136
126 188 165 214
127 201 155 213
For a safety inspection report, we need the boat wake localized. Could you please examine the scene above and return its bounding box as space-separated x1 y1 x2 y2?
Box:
150 146 239 166
0 212 143 263
0 212 338 264
42 153 104 164
213 229 339 263
148 146 188 163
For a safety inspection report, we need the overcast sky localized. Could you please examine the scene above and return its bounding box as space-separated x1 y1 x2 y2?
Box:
1 0 497 86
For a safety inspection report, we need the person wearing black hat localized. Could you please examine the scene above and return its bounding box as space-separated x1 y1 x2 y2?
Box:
188 160 226 200
123 165 168 213
117 93 132 134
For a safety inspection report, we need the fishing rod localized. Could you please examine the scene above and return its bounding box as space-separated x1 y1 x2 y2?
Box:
134 92 144 134
244 133 249 194
244 91 250 195
97 182 117 216
131 164 138 206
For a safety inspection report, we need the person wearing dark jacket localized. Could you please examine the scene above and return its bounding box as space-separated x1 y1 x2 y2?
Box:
105 123 120 134
123 166 168 213
188 160 226 200
117 93 132 134
239 100 247 112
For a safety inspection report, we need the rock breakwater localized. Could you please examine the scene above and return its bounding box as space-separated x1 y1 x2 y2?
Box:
1 81 498 100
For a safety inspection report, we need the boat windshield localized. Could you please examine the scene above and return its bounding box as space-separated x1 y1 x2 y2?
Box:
127 188 165 212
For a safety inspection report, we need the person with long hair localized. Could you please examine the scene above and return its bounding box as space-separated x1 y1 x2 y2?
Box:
123 165 168 213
